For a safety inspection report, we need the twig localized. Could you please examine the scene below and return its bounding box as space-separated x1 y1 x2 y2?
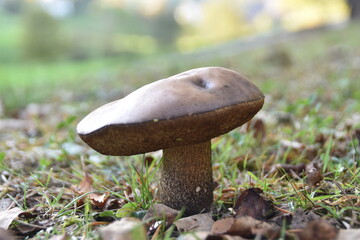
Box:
13 219 47 229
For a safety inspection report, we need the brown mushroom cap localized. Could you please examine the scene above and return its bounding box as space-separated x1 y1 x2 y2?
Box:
77 67 264 156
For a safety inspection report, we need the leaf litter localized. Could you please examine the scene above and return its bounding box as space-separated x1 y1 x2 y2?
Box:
1 92 359 239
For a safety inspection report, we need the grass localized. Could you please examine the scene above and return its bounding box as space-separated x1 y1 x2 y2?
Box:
0 58 125 112
0 23 359 239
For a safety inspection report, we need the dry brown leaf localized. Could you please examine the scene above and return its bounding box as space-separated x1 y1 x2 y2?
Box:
142 204 179 225
332 139 348 158
142 203 180 235
315 133 327 145
303 145 319 161
246 118 266 142
72 173 110 209
103 197 124 211
72 172 93 195
276 163 306 176
14 220 47 236
98 217 147 240
89 192 111 209
297 220 338 240
0 207 23 229
305 161 323 187
211 216 279 239
330 195 360 206
234 188 276 221
174 213 214 232
218 188 237 205
211 217 235 235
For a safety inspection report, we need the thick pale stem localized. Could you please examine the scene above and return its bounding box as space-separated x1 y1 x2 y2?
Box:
160 141 214 215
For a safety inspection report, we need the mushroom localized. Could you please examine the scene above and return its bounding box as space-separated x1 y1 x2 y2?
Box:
77 67 264 215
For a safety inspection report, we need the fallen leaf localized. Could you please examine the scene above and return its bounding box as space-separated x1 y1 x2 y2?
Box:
297 220 338 240
9 205 56 237
72 172 93 194
103 198 124 211
216 187 237 205
0 207 23 229
337 229 360 240
303 145 319 161
178 231 246 240
14 219 48 236
72 173 110 209
211 216 279 239
142 204 180 235
98 217 147 240
315 133 327 145
89 192 111 209
142 204 179 225
305 161 323 187
234 188 276 221
211 217 235 235
276 163 306 176
246 118 266 142
330 195 360 206
174 213 214 232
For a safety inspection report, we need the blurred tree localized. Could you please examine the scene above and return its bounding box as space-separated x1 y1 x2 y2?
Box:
346 0 360 19
22 7 66 61
177 0 250 51
143 10 180 47
70 0 93 15
1 0 23 14
280 0 348 31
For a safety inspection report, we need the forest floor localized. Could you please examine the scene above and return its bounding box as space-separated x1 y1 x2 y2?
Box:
0 22 359 239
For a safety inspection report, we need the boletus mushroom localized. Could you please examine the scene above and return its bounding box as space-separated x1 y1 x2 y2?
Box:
77 67 264 215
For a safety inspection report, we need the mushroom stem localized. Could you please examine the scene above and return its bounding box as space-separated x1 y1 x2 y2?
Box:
160 141 214 215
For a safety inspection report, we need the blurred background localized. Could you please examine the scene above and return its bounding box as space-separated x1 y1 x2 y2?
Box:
0 0 358 114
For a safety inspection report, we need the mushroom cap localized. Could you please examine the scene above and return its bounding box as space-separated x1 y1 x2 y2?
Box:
77 67 264 156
